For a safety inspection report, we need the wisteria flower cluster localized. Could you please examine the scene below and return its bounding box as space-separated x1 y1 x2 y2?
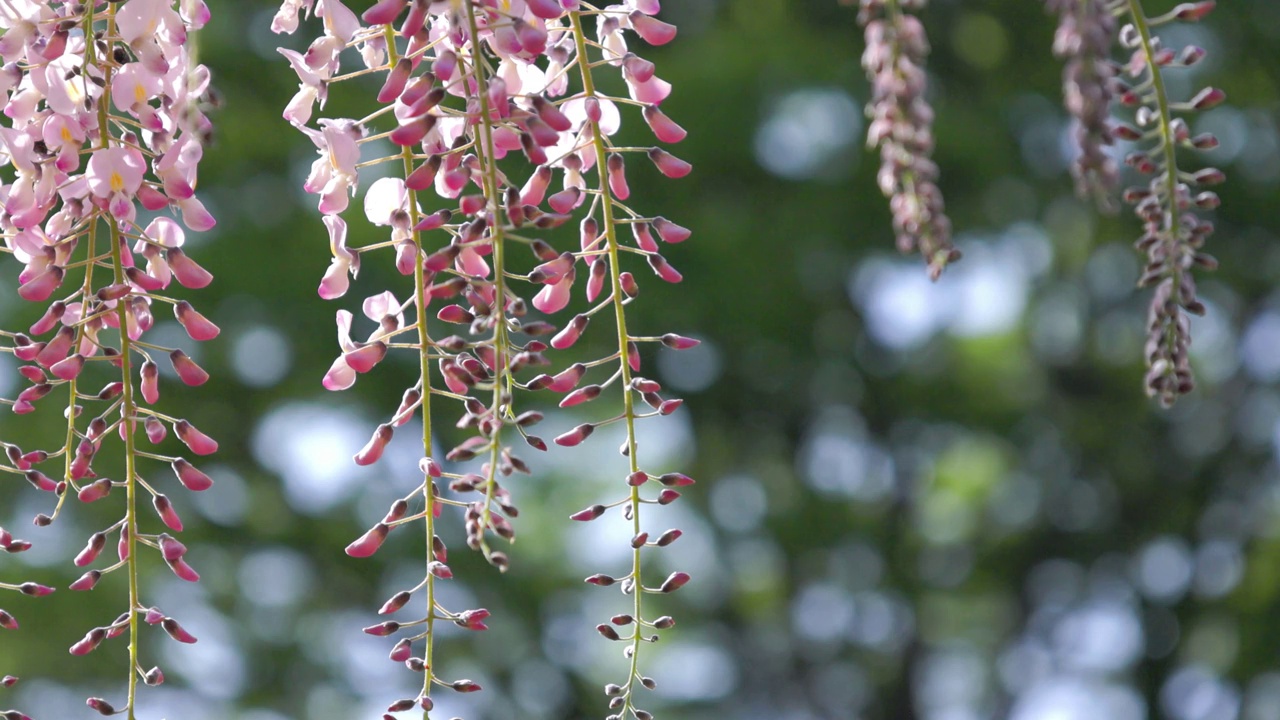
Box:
1047 0 1224 405
0 0 217 716
273 0 695 716
857 0 957 280
1046 0 1119 208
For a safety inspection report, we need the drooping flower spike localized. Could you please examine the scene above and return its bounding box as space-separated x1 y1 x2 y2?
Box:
857 0 958 280
0 0 218 715
1047 0 1225 405
275 0 696 715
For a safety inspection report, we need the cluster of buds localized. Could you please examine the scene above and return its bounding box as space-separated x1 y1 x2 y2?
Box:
0 0 217 714
1045 0 1119 208
1101 0 1222 405
1 527 51 720
274 0 694 715
857 0 957 280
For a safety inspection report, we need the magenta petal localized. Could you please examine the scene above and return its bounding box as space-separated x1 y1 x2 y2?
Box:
653 217 692 243
162 617 198 642
155 496 184 532
174 301 220 341
643 106 686 143
354 424 393 466
630 11 677 45
167 556 200 582
170 350 209 386
172 458 214 491
17 266 63 302
344 342 387 373
49 354 85 381
323 356 357 391
167 248 213 289
159 533 187 562
362 0 405 25
175 420 218 456
345 523 390 558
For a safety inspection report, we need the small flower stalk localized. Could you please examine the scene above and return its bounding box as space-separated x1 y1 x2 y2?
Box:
0 0 217 715
1098 0 1223 405
857 0 957 279
275 0 694 715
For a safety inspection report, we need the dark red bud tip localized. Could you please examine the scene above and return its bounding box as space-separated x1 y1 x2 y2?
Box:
570 504 606 522
653 615 676 629
628 471 648 487
611 614 634 625
658 489 681 505
451 679 482 693
660 333 700 350
386 699 416 713
86 697 116 715
659 571 691 593
585 573 617 586
596 624 621 640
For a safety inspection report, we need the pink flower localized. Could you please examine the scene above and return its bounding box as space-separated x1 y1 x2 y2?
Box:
86 147 146 224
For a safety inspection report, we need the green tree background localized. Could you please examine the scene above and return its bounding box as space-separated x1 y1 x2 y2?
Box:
4 1 1280 718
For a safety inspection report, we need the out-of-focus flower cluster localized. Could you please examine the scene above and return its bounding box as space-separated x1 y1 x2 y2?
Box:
274 0 695 716
0 0 217 715
858 0 957 280
1045 0 1119 208
1049 0 1223 406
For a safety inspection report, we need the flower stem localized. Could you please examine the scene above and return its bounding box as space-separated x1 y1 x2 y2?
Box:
570 10 645 711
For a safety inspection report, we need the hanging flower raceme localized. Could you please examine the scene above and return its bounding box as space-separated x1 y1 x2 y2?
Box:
275 0 696 716
1045 0 1119 208
1027 0 1232 406
0 0 218 715
857 0 958 280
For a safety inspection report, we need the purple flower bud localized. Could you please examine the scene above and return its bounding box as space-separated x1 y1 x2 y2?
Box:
159 533 187 562
143 667 164 686
596 624 621 640
140 360 160 404
658 489 681 505
346 523 390 558
451 679 482 693
655 529 682 546
1190 86 1226 110
559 384 602 408
69 570 101 591
355 424 394 466
171 458 213 491
570 504 607 522
607 154 630 200
167 248 213 289
170 350 209 386
389 638 413 662
630 11 677 45
174 301 220 341
175 420 218 456
648 148 692 179
647 254 683 283
77 478 113 503
154 495 184 532
551 314 589 350
166 556 200 583
363 620 400 637
86 697 117 715
69 628 105 655
659 571 691 593
162 617 198 643
74 532 107 567
0 610 16 629
49 354 84 381
145 415 168 444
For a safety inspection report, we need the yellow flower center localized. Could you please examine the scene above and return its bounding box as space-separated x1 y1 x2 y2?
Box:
110 172 125 193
